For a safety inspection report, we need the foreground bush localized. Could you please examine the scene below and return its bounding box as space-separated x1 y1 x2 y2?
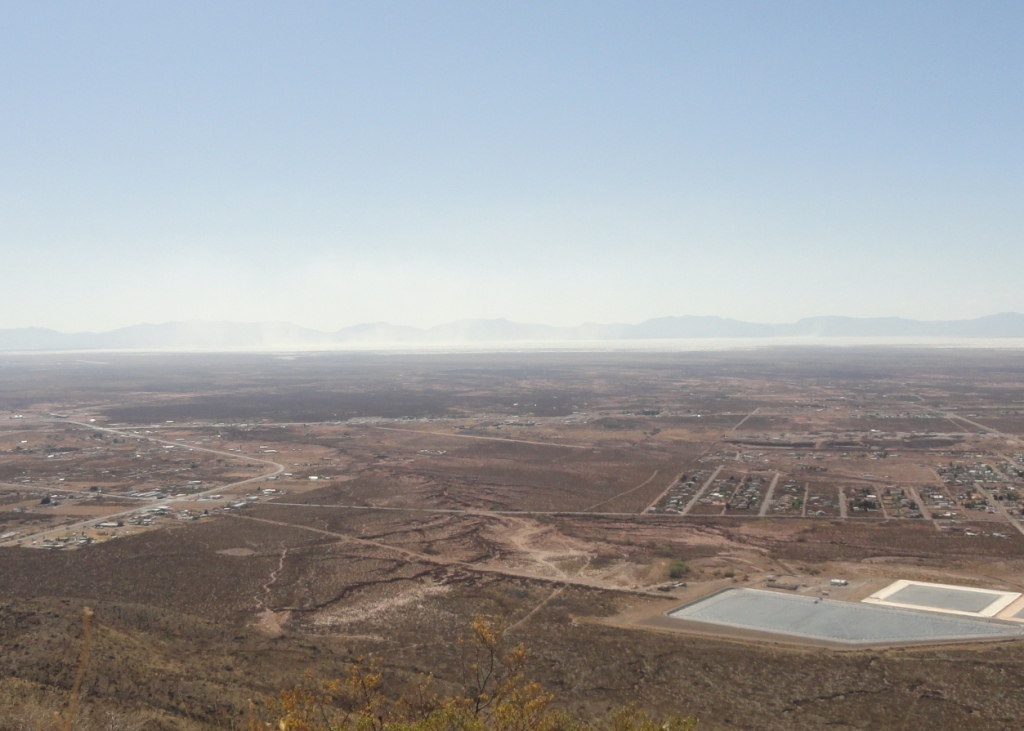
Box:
248 615 697 731
0 609 696 731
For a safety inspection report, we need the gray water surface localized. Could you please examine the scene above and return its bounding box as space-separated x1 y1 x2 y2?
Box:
669 589 1024 644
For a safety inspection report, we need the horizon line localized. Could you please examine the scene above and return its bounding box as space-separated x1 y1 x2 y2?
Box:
5 311 1024 335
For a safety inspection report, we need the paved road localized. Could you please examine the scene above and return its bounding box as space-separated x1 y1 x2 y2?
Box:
907 486 934 522
728 408 760 435
583 468 661 512
253 500 911 523
372 425 594 450
759 472 780 517
681 465 724 516
0 482 152 501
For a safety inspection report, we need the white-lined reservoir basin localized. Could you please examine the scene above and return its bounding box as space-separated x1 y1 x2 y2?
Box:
862 580 1021 617
668 588 1024 645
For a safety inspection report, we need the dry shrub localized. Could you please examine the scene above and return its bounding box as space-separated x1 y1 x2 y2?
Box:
249 615 697 731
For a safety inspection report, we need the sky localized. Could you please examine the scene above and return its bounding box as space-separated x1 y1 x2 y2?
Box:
2 1 1023 332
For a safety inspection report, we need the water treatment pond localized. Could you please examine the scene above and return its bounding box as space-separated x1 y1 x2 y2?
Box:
669 588 1024 645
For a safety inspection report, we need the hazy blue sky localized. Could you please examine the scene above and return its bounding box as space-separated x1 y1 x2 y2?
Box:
3 1 1023 331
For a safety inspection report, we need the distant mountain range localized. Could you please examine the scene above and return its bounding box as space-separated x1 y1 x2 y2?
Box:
2 313 1024 351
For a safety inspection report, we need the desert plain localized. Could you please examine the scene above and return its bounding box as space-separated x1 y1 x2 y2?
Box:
3 348 1024 729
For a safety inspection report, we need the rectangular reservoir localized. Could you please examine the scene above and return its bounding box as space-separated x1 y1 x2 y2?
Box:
668 588 1024 645
863 580 1021 617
